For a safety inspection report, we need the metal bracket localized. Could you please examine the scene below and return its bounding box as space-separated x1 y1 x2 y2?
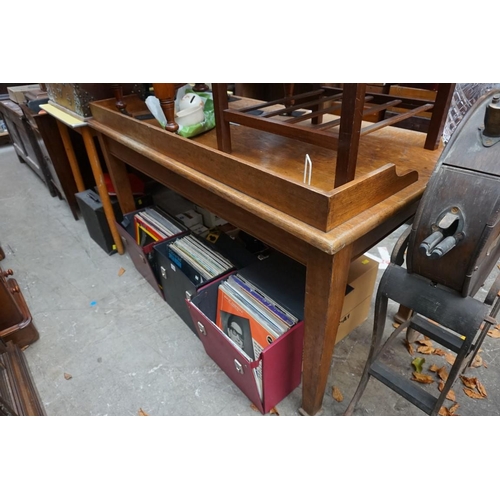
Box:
197 322 206 336
234 359 244 374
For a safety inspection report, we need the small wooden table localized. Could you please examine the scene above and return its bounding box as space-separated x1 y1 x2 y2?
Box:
39 104 124 255
89 94 444 415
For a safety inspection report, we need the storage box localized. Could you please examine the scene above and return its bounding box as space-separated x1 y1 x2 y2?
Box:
190 223 209 237
75 189 123 255
154 232 258 335
186 251 306 414
115 207 188 297
45 83 146 118
195 205 227 228
7 84 40 104
336 255 379 344
175 209 202 228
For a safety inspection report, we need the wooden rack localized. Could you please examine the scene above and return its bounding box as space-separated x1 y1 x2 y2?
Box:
212 83 455 187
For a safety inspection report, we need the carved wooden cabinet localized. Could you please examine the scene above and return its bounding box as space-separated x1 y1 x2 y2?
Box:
0 265 44 415
0 98 57 196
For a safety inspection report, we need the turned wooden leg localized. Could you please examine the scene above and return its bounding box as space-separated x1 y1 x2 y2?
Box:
193 83 209 92
212 83 232 153
283 83 295 116
394 304 412 324
299 244 354 416
81 127 124 255
56 120 86 192
334 83 366 188
111 84 129 115
152 83 178 132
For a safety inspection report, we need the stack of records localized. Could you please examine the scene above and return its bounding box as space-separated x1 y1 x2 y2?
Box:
216 273 299 397
168 235 234 281
134 207 184 246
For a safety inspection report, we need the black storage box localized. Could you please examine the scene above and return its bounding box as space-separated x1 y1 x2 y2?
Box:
154 231 258 335
75 189 123 255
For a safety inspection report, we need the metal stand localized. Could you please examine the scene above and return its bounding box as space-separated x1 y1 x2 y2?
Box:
345 89 500 416
344 255 500 416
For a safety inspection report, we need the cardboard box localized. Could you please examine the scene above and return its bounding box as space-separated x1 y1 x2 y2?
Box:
195 205 227 228
7 85 40 104
175 209 202 228
190 223 209 237
336 255 379 344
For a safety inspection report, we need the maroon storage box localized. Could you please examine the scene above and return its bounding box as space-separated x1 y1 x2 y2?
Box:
186 272 304 414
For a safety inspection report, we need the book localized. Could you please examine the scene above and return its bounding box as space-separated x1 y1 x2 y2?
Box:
168 235 234 281
216 282 283 387
134 213 168 245
227 274 299 329
133 207 185 246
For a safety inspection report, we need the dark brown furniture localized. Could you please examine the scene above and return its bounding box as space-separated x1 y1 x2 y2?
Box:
0 266 39 349
0 338 45 416
0 255 44 416
0 98 57 196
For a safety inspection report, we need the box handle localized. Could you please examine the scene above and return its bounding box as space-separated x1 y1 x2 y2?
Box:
197 321 207 336
234 359 244 375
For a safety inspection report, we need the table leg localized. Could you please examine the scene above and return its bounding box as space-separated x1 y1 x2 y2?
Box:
299 244 353 416
152 83 178 132
80 127 124 255
56 120 86 192
97 134 136 215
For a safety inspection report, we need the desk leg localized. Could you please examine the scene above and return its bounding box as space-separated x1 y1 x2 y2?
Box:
97 135 136 215
80 127 124 255
56 121 86 192
300 244 353 416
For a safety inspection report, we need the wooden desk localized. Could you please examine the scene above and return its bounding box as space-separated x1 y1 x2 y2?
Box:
39 104 124 255
89 94 443 415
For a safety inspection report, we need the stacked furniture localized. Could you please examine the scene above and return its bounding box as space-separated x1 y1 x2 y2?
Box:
86 82 453 415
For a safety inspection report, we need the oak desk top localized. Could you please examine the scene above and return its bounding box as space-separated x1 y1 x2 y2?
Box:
89 94 443 258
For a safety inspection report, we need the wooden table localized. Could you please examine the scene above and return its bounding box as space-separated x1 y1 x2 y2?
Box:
39 103 125 255
88 94 444 415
